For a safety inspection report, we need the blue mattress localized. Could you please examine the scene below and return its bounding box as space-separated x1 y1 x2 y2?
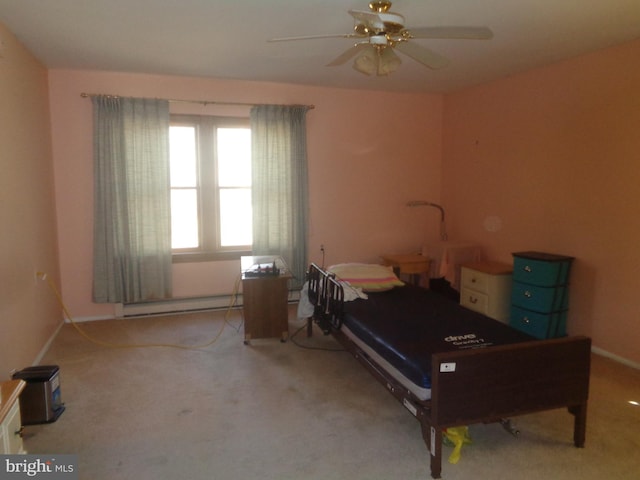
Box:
342 285 534 390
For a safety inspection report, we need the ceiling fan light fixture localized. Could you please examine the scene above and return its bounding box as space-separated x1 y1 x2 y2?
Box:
353 47 378 75
377 46 401 75
353 45 401 76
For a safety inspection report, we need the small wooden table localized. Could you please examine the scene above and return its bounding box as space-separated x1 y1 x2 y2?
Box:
380 254 431 286
241 256 291 344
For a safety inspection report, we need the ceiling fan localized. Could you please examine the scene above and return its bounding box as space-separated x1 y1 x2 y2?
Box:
268 1 493 76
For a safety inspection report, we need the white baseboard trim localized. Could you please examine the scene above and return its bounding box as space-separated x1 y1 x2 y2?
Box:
116 291 302 319
115 294 243 318
592 346 640 370
32 320 66 366
64 314 118 323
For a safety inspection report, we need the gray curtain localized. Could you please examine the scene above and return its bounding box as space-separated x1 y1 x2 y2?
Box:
92 96 173 303
250 105 310 289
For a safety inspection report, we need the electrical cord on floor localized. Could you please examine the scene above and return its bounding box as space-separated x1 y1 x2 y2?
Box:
37 271 241 351
289 320 345 352
223 274 244 333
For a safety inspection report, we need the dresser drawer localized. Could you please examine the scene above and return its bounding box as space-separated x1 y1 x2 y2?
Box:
512 251 573 286
460 287 489 315
510 306 567 339
461 267 490 294
511 281 568 312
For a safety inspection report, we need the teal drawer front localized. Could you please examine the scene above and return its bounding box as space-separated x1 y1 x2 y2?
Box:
510 306 567 339
511 281 568 312
512 251 573 286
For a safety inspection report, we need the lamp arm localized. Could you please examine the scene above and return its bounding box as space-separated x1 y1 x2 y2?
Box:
406 200 448 241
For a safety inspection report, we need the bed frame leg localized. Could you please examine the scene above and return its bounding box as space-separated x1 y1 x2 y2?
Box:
422 424 442 479
306 317 313 337
569 403 587 448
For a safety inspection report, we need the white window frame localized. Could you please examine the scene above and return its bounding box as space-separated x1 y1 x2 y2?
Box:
170 114 252 263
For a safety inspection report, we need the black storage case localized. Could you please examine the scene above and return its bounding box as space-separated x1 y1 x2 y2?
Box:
12 365 65 425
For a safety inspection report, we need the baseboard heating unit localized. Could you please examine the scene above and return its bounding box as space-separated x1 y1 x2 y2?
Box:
115 295 240 318
115 291 299 318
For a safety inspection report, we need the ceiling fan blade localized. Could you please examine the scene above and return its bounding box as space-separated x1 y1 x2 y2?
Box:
348 9 383 26
406 26 493 40
268 33 361 42
326 43 370 67
395 41 449 70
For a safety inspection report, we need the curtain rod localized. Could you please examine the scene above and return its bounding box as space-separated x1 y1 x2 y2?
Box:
79 92 314 109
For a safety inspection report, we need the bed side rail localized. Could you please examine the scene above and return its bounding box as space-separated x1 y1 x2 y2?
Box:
308 263 344 333
307 263 325 307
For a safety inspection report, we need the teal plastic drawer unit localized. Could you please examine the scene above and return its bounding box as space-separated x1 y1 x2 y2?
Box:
510 305 568 339
512 251 573 287
511 281 569 312
509 251 574 339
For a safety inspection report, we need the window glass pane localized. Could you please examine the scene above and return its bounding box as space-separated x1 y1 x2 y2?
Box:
219 188 252 246
217 128 251 187
171 189 199 249
170 126 197 187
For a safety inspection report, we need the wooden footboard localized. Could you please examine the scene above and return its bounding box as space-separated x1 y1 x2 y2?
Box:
306 263 591 479
427 336 590 478
431 336 590 429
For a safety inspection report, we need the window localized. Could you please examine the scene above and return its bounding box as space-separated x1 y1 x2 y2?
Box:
169 115 252 261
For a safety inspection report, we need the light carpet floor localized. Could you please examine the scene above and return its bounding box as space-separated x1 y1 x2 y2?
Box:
23 307 640 480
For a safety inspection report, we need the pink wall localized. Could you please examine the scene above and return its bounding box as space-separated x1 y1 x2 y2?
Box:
48 70 443 319
0 22 62 379
443 39 640 366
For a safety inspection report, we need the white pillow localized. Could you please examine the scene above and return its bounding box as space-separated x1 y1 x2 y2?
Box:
327 263 404 292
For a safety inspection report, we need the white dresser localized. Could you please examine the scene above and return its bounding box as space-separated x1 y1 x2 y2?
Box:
460 261 512 323
0 379 26 454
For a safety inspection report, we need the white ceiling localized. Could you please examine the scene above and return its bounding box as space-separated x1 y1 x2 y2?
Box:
2 0 640 93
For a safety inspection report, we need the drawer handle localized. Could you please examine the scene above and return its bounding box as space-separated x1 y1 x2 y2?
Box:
471 277 477 283
523 265 532 272
524 290 532 298
523 317 530 324
469 296 478 304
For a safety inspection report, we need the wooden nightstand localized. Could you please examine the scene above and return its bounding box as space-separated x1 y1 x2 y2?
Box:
460 261 512 323
380 254 431 286
241 256 291 344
